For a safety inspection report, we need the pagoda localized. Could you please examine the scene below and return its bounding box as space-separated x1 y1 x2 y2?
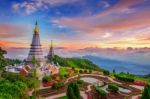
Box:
47 40 54 63
27 21 45 66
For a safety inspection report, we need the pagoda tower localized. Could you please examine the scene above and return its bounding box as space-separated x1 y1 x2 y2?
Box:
27 21 44 66
47 40 54 63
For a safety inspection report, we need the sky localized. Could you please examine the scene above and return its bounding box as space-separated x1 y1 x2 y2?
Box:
0 0 150 65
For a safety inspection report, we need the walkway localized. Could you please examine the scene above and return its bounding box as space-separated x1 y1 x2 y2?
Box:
45 91 87 99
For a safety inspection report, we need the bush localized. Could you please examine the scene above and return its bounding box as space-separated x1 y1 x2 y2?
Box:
114 74 134 82
141 85 150 99
67 82 81 99
95 87 107 97
84 70 87 73
42 76 51 83
103 70 110 75
52 82 64 89
72 67 75 70
79 70 83 73
77 79 84 85
108 84 119 92
89 70 92 73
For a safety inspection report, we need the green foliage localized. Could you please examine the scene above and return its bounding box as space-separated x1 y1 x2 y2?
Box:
59 67 69 77
89 70 92 73
108 84 119 92
42 76 52 83
67 82 81 99
114 74 134 82
141 85 150 99
79 70 83 73
0 93 13 99
52 82 64 89
76 79 84 85
113 69 116 73
95 87 107 97
103 70 110 75
0 47 22 69
0 79 28 99
51 55 101 71
72 67 75 70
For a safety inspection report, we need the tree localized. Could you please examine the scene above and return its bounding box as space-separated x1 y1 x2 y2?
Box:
67 82 81 99
113 69 116 74
31 56 40 98
74 83 80 99
0 47 7 68
141 85 150 99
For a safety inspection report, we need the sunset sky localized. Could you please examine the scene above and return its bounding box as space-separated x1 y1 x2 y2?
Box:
0 0 150 64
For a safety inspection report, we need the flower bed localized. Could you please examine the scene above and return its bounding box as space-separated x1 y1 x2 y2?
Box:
42 81 56 87
134 81 148 86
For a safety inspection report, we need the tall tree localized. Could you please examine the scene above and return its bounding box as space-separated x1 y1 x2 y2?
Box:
67 82 81 99
0 47 7 68
141 85 150 99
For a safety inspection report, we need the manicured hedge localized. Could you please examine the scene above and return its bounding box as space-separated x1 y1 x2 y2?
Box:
114 74 134 82
108 84 119 92
42 76 51 83
52 82 64 89
95 87 107 97
103 70 110 75
76 79 84 85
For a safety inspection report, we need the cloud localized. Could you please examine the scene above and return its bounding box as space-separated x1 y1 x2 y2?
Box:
0 23 29 39
12 0 80 14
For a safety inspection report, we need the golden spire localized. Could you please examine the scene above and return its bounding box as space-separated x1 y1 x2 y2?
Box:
34 21 39 33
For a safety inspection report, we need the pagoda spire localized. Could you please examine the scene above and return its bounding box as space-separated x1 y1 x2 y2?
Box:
34 21 39 33
47 40 54 62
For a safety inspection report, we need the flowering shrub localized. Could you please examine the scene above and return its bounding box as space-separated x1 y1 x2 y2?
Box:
134 81 148 86
42 81 55 87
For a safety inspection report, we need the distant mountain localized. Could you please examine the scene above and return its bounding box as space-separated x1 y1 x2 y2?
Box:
82 55 150 75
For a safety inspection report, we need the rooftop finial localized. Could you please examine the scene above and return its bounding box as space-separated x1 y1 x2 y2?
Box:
34 21 39 33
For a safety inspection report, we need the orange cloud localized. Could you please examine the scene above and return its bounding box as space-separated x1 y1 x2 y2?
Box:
0 23 29 39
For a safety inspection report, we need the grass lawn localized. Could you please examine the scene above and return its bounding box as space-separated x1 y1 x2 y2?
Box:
114 73 150 83
59 67 69 76
58 96 67 99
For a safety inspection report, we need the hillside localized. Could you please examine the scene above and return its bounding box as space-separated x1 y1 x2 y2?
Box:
83 55 150 75
51 55 101 71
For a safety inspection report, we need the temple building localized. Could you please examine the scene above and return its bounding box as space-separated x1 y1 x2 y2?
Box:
27 21 45 66
47 40 54 63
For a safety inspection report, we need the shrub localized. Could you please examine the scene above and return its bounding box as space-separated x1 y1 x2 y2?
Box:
67 82 81 99
42 76 51 83
108 84 119 92
52 82 64 89
84 70 87 73
89 70 92 73
114 74 134 82
79 70 83 73
77 79 84 85
95 87 107 97
72 67 75 70
64 74 69 78
103 70 110 75
141 85 150 99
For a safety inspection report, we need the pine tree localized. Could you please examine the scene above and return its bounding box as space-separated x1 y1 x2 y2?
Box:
141 85 150 99
74 83 81 99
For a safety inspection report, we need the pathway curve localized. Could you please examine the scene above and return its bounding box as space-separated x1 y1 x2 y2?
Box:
45 91 87 99
65 74 122 85
45 74 122 99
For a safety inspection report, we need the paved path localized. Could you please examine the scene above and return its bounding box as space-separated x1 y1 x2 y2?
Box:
45 91 87 99
45 74 122 99
131 95 141 99
129 85 144 90
65 74 122 85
